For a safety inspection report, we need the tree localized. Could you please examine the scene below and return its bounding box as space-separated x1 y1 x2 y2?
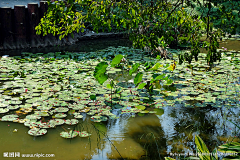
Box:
35 0 240 65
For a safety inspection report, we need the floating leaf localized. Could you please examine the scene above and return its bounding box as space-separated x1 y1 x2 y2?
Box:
60 130 78 139
79 131 91 137
28 128 47 136
65 119 79 125
135 105 145 110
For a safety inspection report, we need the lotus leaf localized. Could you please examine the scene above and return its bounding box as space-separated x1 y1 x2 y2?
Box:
54 107 69 113
0 103 8 108
39 122 56 128
91 115 108 122
54 113 67 118
0 108 9 113
37 106 52 110
1 115 19 121
65 119 79 125
25 114 41 120
60 130 78 139
34 111 49 117
28 128 47 136
49 119 65 126
69 105 85 110
73 113 83 119
24 120 40 128
7 105 20 110
79 131 91 138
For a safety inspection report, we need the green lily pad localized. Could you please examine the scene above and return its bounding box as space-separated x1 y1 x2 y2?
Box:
0 108 9 113
26 114 41 120
28 128 47 136
60 130 78 139
7 105 20 110
1 115 19 121
39 122 56 128
54 107 69 113
34 111 49 117
135 105 146 110
65 119 79 125
79 131 91 137
90 115 108 122
49 119 65 126
54 113 67 118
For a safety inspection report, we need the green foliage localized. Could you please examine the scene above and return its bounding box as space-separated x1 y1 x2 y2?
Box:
134 72 143 86
129 63 140 76
35 0 240 66
93 54 175 98
111 54 123 67
93 62 108 85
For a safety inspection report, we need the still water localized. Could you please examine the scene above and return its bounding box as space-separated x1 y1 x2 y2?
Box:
0 38 239 160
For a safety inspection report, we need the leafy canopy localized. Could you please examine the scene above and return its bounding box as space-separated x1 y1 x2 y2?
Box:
35 0 240 65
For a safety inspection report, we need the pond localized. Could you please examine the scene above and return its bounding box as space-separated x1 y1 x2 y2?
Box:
0 37 239 160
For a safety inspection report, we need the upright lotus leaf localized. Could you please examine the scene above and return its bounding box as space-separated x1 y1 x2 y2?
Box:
65 119 79 125
138 83 147 89
94 62 108 85
28 128 47 136
153 74 166 81
149 62 163 71
106 80 114 89
79 131 91 138
129 63 140 76
134 72 143 85
60 130 78 139
195 135 211 160
111 54 123 67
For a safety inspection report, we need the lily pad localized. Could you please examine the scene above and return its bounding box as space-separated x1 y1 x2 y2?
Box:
0 108 9 113
54 107 69 113
26 114 41 120
49 119 65 126
79 131 91 137
54 113 67 118
1 115 19 121
28 128 47 136
90 115 108 122
65 119 79 125
39 122 56 128
60 130 79 139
